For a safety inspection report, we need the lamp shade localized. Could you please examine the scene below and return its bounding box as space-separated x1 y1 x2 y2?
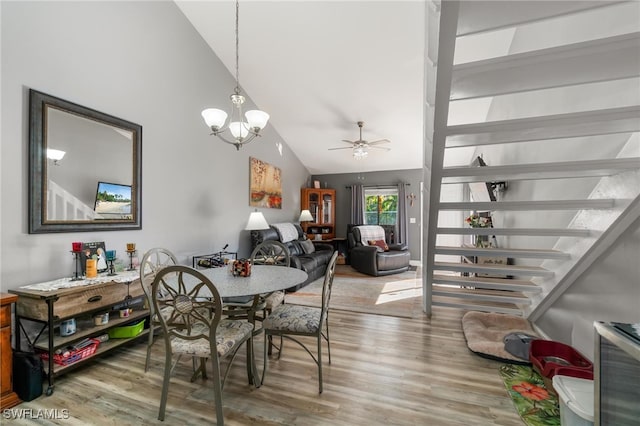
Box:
201 108 228 129
245 110 270 130
245 211 269 230
229 121 250 139
299 209 313 222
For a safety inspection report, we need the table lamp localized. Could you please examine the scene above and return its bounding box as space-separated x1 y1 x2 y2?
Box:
245 210 269 230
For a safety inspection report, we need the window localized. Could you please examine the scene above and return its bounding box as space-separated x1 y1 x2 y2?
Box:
364 187 398 225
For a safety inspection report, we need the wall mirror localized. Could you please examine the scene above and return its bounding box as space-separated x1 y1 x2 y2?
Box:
29 89 142 233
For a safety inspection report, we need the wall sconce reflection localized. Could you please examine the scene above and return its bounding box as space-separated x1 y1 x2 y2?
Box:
47 148 66 165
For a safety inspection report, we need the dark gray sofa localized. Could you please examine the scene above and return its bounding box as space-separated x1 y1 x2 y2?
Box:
250 223 334 292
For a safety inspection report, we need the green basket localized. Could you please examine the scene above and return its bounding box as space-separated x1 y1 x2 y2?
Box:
108 319 145 339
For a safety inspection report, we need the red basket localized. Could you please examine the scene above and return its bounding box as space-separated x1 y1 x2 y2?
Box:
41 338 100 366
530 339 593 380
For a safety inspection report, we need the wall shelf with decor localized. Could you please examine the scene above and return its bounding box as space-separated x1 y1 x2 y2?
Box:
301 188 336 240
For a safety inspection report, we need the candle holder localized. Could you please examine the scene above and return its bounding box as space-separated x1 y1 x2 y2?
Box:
106 250 117 276
71 250 83 281
126 249 137 271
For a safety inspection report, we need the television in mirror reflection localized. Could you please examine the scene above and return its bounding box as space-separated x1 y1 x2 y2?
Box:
94 181 132 219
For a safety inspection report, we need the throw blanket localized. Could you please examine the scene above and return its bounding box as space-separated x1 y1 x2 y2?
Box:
356 225 386 245
271 223 299 243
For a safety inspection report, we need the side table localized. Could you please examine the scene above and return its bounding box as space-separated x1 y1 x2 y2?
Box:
0 293 21 409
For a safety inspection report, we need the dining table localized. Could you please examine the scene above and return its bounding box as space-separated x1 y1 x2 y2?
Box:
187 264 308 386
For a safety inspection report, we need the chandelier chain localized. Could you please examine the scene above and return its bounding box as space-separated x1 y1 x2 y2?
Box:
234 0 240 95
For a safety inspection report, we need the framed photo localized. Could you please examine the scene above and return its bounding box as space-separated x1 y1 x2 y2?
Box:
249 157 282 209
82 241 108 273
313 180 321 189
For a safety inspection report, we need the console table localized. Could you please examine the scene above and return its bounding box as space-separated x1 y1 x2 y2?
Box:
9 271 148 395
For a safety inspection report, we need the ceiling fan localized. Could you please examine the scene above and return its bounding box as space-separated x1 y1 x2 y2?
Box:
328 121 391 159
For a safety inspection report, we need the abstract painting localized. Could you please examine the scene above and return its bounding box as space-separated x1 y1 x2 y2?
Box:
250 157 282 209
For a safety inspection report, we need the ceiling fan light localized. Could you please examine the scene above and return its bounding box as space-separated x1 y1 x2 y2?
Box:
201 108 228 130
229 121 250 139
245 110 270 131
353 146 368 159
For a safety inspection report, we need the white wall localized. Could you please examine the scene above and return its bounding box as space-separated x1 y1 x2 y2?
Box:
0 1 310 290
536 218 640 360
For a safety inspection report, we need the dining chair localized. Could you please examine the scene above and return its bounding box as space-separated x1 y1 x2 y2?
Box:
139 247 179 372
261 250 338 393
152 265 254 424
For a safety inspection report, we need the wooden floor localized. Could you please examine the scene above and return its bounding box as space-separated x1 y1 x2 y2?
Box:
12 307 523 425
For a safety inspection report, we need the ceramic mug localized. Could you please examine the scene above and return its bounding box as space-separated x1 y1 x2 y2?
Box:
119 308 132 318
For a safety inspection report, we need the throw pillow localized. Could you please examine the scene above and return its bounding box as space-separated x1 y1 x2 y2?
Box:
300 239 316 254
368 239 389 252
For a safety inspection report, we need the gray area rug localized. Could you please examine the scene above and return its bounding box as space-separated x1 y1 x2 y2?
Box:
285 264 423 318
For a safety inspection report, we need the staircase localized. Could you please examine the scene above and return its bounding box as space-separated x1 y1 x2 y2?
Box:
423 1 640 317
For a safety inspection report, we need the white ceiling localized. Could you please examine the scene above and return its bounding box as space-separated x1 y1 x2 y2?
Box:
176 0 426 175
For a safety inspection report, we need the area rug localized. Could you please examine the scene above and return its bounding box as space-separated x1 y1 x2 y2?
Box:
285 265 422 318
499 364 560 426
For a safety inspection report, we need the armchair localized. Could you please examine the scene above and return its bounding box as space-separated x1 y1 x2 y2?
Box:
347 225 410 276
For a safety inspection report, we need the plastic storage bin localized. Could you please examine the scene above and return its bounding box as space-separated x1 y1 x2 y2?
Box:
108 319 145 339
553 375 594 426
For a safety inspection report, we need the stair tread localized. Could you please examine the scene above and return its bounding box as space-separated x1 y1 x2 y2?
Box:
438 199 616 211
432 286 532 304
441 158 640 183
432 275 541 292
457 1 617 36
451 32 640 100
436 227 595 237
432 297 523 315
436 246 569 259
445 106 640 147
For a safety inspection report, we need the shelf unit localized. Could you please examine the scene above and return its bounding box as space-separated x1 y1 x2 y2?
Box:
10 276 148 396
301 188 336 240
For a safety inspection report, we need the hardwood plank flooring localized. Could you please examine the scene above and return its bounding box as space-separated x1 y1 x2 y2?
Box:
10 307 523 425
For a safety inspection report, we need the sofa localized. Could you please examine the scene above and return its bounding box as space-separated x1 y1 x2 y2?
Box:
347 224 411 276
250 223 334 292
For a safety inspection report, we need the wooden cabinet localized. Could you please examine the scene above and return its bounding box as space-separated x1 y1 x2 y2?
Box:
9 274 148 396
301 188 336 240
0 293 20 410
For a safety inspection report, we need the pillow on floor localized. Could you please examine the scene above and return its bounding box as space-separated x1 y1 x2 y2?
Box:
462 311 539 365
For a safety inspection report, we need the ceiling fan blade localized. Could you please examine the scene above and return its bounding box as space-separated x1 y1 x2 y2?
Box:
341 139 356 144
369 145 391 151
328 147 355 151
368 139 391 145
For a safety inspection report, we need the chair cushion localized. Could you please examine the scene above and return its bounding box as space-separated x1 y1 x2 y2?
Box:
264 304 321 334
170 320 253 358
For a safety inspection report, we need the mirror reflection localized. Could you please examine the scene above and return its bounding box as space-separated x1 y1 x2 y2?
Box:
29 89 142 233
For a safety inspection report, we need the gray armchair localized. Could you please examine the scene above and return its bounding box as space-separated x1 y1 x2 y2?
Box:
347 225 410 276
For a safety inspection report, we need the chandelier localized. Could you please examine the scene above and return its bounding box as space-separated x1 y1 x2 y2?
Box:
201 0 269 150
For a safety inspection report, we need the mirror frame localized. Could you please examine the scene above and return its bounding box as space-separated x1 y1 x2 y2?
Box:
29 89 142 233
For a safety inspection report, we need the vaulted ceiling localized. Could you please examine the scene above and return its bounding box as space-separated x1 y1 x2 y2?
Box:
176 1 426 175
